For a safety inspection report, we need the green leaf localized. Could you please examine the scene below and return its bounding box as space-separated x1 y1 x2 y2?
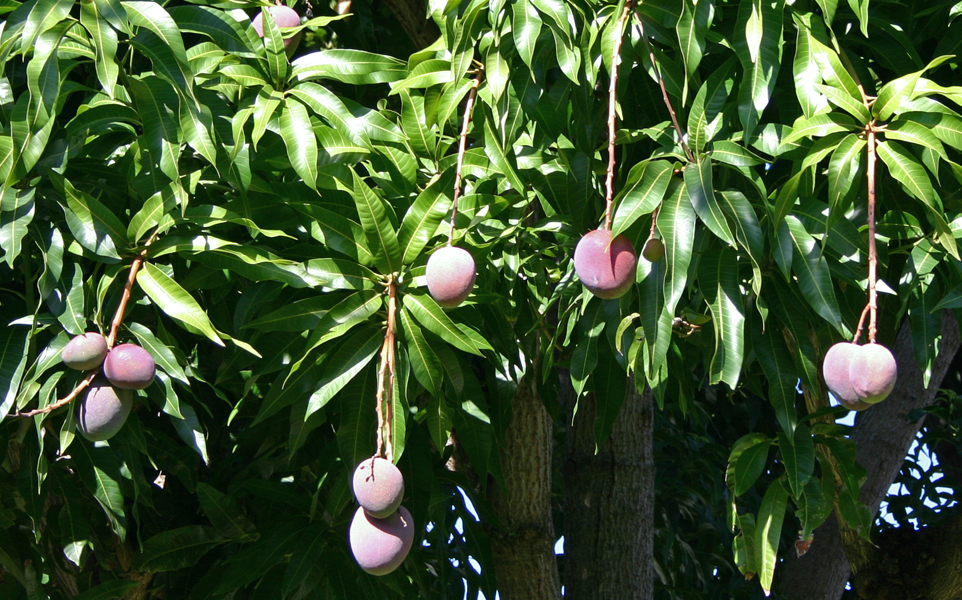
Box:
733 0 783 137
80 1 120 98
391 58 454 94
483 119 526 193
1 325 32 418
72 442 126 540
512 0 542 70
732 437 771 496
133 525 224 572
884 118 950 163
280 97 318 190
689 59 736 153
814 83 872 123
398 170 454 264
685 156 736 246
677 0 712 86
122 1 188 66
403 293 489 355
59 178 126 261
755 480 789 594
610 160 673 239
827 133 866 214
129 29 195 105
751 319 798 435
876 138 938 208
792 16 827 118
782 112 858 145
281 521 327 597
593 340 627 451
701 248 745 387
710 140 765 167
873 57 952 121
399 90 437 159
809 36 862 105
400 309 443 396
657 181 696 316
570 301 604 400
168 5 259 57
212 522 306 593
718 190 764 296
73 581 142 600
0 186 35 267
778 422 814 497
306 325 382 417
783 216 845 334
137 262 225 347
128 76 181 182
259 6 289 86
351 169 402 273
291 50 406 85
253 361 322 425
196 482 259 543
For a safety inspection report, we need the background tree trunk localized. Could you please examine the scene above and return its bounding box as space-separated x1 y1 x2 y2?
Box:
487 379 562 600
562 378 655 600
778 312 961 599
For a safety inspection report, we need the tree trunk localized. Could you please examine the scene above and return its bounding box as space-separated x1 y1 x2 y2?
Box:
778 311 961 599
487 378 562 600
562 377 655 600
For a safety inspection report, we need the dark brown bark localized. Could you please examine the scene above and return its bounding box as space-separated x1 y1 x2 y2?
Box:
779 311 961 600
562 377 655 600
381 0 440 51
487 379 562 600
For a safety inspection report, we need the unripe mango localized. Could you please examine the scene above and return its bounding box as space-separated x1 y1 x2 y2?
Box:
252 5 302 57
850 343 897 404
78 379 133 441
353 457 404 519
425 246 476 309
103 344 156 390
349 506 415 576
573 229 637 299
642 238 665 262
61 333 108 371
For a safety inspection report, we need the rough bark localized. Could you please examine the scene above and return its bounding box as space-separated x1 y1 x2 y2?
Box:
380 0 440 50
779 311 961 599
487 379 562 600
562 377 655 600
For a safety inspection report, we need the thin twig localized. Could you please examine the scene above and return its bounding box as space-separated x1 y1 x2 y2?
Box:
18 239 154 419
604 0 633 231
107 244 151 348
866 126 878 343
448 68 484 246
852 302 871 345
648 206 659 240
17 372 98 418
635 13 694 163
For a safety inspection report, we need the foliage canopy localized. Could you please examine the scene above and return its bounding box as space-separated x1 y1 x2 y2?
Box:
2 0 962 597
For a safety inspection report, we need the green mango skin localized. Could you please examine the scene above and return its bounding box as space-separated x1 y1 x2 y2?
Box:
78 379 133 442
62 333 108 371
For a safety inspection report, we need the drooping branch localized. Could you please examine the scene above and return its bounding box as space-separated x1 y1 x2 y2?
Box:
603 0 633 231
375 276 398 462
635 13 694 163
448 67 484 246
17 241 153 418
865 127 878 344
